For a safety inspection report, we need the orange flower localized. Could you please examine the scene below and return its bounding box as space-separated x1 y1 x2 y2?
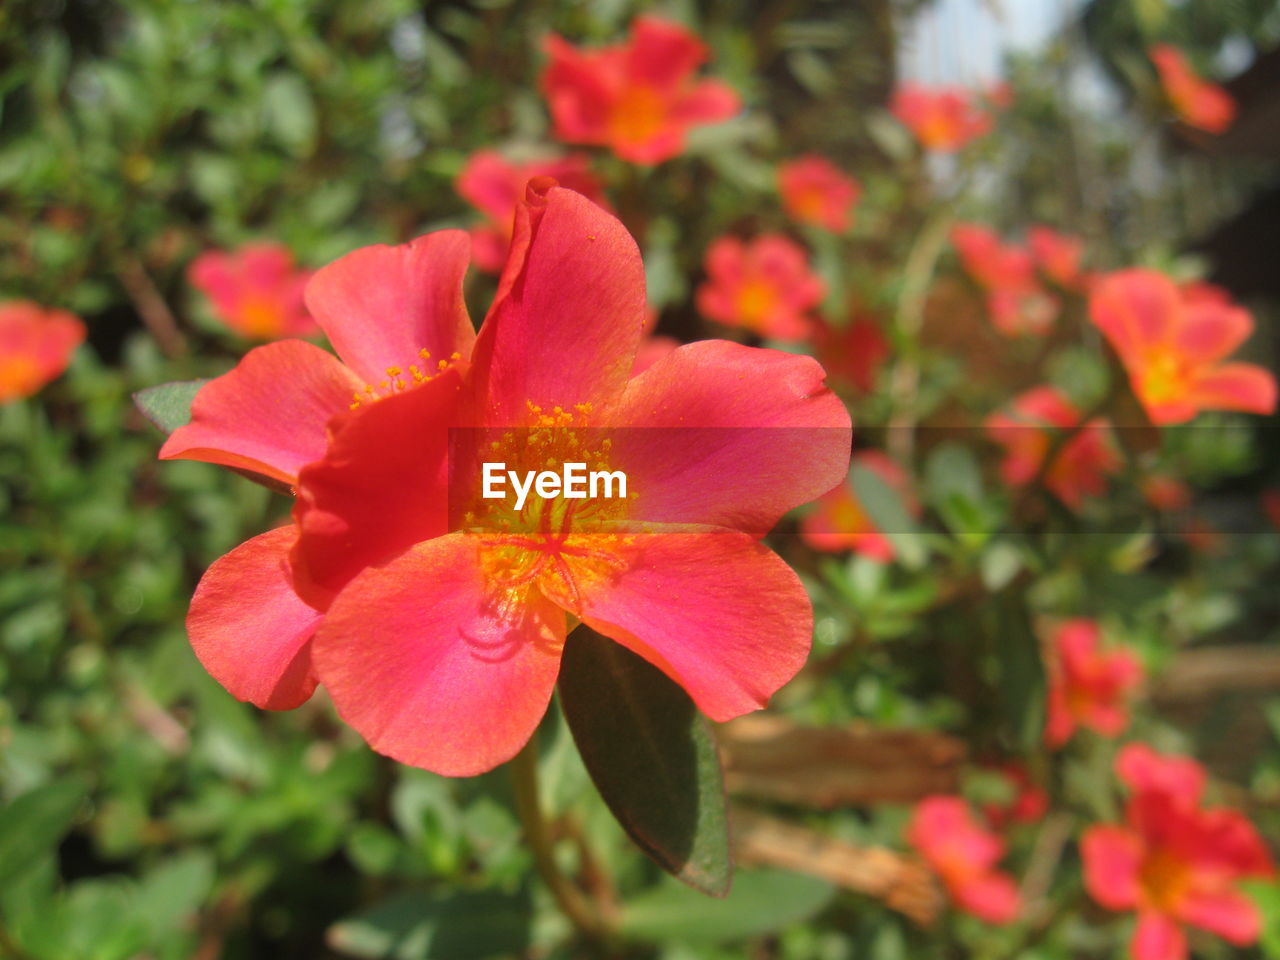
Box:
188 244 317 340
695 234 823 341
1044 619 1143 749
541 16 740 164
1089 269 1276 425
890 84 992 152
0 300 85 403
777 155 861 232
986 386 1119 508
800 451 916 562
907 796 1021 924
1149 44 1236 134
951 224 1058 336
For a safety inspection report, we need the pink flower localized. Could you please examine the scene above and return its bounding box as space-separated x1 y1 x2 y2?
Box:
1089 269 1276 425
800 451 916 562
1028 225 1086 290
1149 45 1236 135
0 300 85 403
695 234 824 340
980 763 1049 830
907 796 1021 924
1044 619 1143 749
455 149 606 272
160 181 851 776
811 312 890 394
188 243 317 340
890 85 992 152
986 386 1119 508
1083 744 1274 960
541 16 740 164
952 224 1057 336
777 155 861 232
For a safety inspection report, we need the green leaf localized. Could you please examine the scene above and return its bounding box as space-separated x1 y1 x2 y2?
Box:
989 595 1046 750
0 779 86 888
557 626 732 897
326 889 531 960
1244 880 1280 959
133 379 208 434
620 869 834 945
850 461 926 569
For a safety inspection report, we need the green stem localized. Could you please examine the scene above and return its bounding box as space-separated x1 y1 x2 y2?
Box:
509 738 610 943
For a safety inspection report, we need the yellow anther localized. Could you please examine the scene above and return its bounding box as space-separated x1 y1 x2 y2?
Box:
419 348 431 360
386 366 402 377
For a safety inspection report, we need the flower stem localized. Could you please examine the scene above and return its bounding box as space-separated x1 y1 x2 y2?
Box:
509 737 610 943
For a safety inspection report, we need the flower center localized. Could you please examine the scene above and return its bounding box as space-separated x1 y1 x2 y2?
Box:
460 402 636 615
237 295 286 338
1138 849 1191 912
0 355 42 399
1137 350 1190 407
609 84 668 146
348 349 463 410
735 280 777 326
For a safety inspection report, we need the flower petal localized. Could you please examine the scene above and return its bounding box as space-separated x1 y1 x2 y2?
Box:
312 533 565 776
1187 363 1277 416
1178 888 1261 945
1132 911 1187 960
575 531 812 722
674 80 741 125
470 183 647 422
953 871 1020 925
160 340 362 486
1174 301 1253 362
1116 743 1205 802
607 340 851 534
1090 269 1181 360
187 526 321 710
1081 825 1143 910
291 367 466 609
304 230 475 385
624 17 707 90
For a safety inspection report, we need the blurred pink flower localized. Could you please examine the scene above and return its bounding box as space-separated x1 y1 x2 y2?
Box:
800 451 916 562
1149 44 1236 134
541 17 740 164
188 243 317 340
891 84 992 152
0 300 85 403
1083 744 1274 960
907 795 1021 924
696 233 823 340
1044 619 1143 749
778 155 861 232
455 149 606 272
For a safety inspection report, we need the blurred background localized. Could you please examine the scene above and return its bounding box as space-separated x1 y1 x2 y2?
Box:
3 1 1280 958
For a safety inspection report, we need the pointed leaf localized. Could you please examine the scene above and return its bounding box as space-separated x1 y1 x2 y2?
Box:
0 779 86 887
558 625 732 897
850 460 926 568
133 379 209 434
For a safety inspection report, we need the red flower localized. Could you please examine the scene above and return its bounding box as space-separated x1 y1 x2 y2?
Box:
696 234 824 341
160 182 850 776
890 84 992 152
0 300 85 403
907 796 1021 924
800 451 916 562
455 150 606 273
1044 619 1142 749
1028 225 1085 290
1140 473 1191 513
952 224 1058 336
812 312 889 394
1083 744 1274 960
188 243 317 340
1149 44 1236 135
986 386 1119 508
778 155 861 232
541 16 740 164
1089 269 1276 425
980 764 1049 830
